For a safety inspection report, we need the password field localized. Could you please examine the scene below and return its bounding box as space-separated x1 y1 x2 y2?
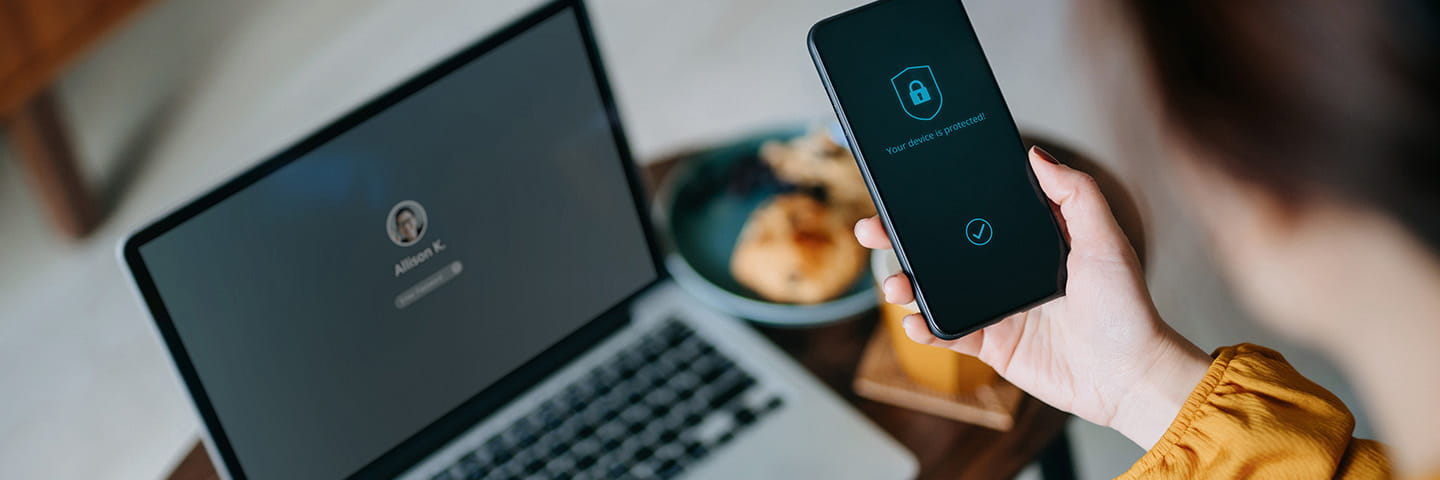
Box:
395 261 463 310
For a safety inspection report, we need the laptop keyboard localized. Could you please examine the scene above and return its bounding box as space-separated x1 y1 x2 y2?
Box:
430 320 785 480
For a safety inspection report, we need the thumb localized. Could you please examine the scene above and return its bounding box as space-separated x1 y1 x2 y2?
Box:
1028 146 1128 253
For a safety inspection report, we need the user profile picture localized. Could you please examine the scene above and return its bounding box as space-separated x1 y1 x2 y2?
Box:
387 200 428 247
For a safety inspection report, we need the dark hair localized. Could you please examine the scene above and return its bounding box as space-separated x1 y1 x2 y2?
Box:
1116 0 1440 253
397 207 415 219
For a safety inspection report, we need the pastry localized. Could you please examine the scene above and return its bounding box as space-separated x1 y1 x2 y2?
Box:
730 194 868 304
760 129 876 220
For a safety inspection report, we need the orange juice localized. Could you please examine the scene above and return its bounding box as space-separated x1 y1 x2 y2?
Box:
873 251 996 394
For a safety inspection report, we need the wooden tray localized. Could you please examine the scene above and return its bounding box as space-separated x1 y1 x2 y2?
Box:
853 326 1024 431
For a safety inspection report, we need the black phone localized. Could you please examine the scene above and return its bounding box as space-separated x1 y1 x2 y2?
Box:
809 0 1067 340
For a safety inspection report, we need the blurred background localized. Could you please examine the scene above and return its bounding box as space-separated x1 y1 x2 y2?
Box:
0 0 1370 478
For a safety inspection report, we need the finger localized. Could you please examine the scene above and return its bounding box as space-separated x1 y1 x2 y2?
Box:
881 273 915 305
853 216 893 250
900 314 939 345
1028 146 1128 253
900 314 983 357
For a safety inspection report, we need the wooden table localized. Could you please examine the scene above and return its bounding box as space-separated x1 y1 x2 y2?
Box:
166 137 1144 480
1 0 156 238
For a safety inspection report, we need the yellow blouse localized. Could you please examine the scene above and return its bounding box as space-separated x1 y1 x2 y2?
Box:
1117 344 1417 479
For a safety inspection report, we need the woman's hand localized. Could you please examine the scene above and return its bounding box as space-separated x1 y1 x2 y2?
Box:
857 147 1211 449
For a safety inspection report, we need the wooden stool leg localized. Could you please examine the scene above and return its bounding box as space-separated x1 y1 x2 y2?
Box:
167 441 219 480
6 88 98 238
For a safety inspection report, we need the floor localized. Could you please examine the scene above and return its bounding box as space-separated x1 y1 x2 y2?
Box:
0 0 1370 479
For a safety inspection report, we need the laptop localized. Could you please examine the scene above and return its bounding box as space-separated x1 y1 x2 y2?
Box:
119 1 916 479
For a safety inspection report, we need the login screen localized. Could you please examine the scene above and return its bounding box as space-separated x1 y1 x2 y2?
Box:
810 0 1066 335
136 10 656 479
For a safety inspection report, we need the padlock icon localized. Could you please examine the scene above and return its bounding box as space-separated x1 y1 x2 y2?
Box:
892 65 942 120
908 80 931 105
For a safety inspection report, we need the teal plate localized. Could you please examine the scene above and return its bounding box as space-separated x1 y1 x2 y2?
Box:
654 128 876 326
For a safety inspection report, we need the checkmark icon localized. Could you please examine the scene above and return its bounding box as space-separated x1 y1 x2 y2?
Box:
965 218 992 246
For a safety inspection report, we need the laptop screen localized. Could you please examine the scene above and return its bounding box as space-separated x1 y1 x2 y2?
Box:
132 6 656 479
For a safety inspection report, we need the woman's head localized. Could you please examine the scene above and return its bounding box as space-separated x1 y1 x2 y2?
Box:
396 207 421 243
1112 0 1440 340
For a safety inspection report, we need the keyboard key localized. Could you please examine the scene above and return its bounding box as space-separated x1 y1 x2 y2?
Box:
582 438 607 455
593 365 622 386
619 404 648 423
708 375 756 409
596 420 626 440
646 387 677 405
690 411 734 445
603 462 630 478
456 452 483 476
696 360 730 384
656 459 683 478
674 339 703 361
543 456 575 475
495 461 524 479
629 463 656 478
657 444 685 460
481 437 507 458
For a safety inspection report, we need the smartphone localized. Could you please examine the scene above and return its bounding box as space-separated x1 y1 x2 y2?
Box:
809 0 1067 340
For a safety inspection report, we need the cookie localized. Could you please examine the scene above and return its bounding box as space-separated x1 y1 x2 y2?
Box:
730 194 868 304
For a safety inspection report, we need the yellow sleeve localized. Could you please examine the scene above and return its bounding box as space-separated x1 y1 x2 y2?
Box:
1118 344 1391 479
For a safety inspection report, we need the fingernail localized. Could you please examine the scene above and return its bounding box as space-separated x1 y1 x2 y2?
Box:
900 316 919 336
882 276 899 303
1031 145 1059 164
901 315 929 341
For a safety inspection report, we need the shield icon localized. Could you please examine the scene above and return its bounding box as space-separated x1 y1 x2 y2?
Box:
891 65 943 121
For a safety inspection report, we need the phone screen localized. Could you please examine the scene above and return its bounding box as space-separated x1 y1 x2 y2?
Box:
809 0 1066 338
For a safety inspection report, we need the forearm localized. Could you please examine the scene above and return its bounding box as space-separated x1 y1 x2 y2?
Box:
1107 328 1211 450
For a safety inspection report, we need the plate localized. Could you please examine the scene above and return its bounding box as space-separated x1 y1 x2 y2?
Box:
654 128 877 326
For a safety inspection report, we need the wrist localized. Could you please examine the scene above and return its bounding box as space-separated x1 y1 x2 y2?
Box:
1108 334 1212 450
